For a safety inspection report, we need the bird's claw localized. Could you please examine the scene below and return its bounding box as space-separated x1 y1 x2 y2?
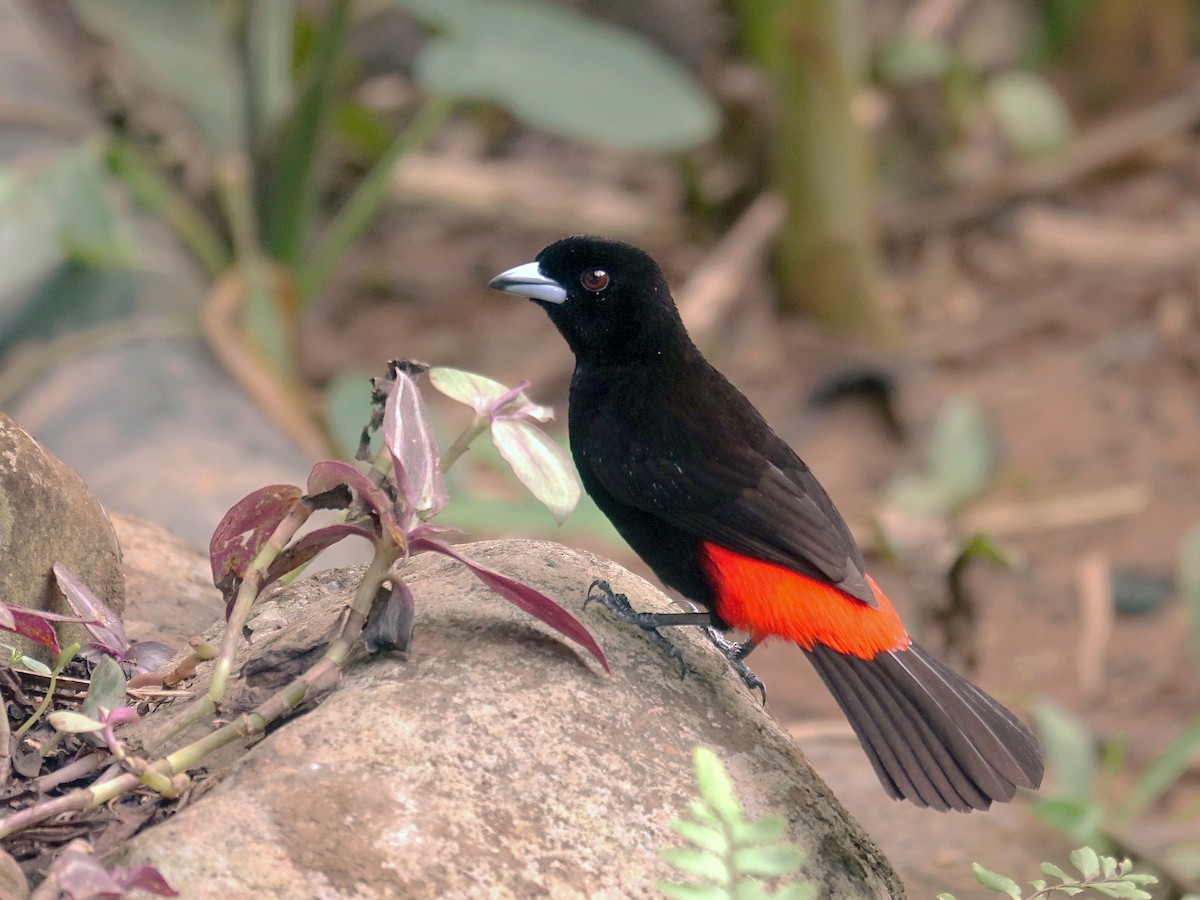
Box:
706 627 767 704
586 579 687 678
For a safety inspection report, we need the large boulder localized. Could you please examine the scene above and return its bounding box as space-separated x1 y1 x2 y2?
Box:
0 413 123 660
118 540 904 898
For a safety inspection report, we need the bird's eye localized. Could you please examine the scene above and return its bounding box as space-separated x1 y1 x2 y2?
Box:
580 268 609 292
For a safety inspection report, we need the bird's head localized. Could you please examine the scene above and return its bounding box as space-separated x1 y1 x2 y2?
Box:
489 235 690 364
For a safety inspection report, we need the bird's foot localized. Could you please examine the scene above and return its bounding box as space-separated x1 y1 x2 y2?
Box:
586 580 686 678
705 628 766 704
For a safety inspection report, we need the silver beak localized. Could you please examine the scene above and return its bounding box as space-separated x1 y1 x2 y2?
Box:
488 261 567 305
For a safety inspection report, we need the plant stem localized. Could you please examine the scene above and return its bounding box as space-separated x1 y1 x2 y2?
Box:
107 139 230 278
13 647 76 739
145 499 313 752
298 95 457 304
441 417 488 473
0 543 405 842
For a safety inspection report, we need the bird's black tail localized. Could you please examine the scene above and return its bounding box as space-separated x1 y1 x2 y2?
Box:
805 641 1043 812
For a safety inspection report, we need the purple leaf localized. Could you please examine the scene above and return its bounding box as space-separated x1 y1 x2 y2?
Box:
411 538 608 672
0 604 64 656
53 563 127 655
121 640 177 673
209 485 304 587
490 419 581 524
307 460 406 546
50 847 126 898
382 366 447 518
115 864 179 896
264 522 379 587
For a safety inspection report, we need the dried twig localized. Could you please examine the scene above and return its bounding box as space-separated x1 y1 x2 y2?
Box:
1076 551 1114 697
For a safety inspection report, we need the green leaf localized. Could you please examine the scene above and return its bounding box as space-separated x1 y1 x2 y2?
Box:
1040 861 1072 882
882 473 956 520
971 862 1022 899
670 819 728 855
985 70 1072 158
926 394 993 508
47 710 104 733
1032 699 1097 802
81 655 127 719
956 532 1012 569
727 816 786 846
0 145 133 300
1113 717 1200 824
731 881 770 900
324 372 378 460
935 894 957 900
659 848 729 884
876 33 952 85
731 846 804 877
19 656 53 676
655 884 728 900
394 0 718 151
1031 797 1103 845
693 747 741 825
246 0 295 152
490 419 581 524
70 0 245 150
428 367 550 419
1070 847 1101 881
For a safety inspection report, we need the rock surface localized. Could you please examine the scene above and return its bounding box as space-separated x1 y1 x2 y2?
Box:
0 412 123 659
118 540 905 899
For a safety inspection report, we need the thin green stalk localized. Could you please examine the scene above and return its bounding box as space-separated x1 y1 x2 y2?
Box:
107 139 230 277
298 95 456 304
13 645 78 740
215 152 293 375
440 417 488 473
263 0 352 264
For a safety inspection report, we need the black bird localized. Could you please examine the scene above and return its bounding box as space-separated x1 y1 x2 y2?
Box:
490 235 1043 812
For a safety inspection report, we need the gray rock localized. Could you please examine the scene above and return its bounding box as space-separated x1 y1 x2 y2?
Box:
0 412 123 661
118 540 903 898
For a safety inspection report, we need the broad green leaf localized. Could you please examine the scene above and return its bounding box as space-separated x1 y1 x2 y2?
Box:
731 846 804 877
670 818 727 855
394 0 718 151
971 862 1022 898
81 655 127 718
70 0 245 150
0 145 132 300
1070 846 1101 881
1032 698 1096 802
926 394 993 508
986 70 1072 158
490 419 580 524
659 848 728 884
324 371 378 460
693 747 741 825
48 710 104 734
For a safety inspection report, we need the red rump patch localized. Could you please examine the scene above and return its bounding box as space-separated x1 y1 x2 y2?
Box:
698 542 910 659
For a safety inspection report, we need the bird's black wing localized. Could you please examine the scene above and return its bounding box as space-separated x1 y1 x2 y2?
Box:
575 361 874 605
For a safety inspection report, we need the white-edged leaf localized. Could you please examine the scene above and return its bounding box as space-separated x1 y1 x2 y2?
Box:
428 367 551 420
48 710 104 734
395 0 718 151
490 419 580 524
383 369 447 517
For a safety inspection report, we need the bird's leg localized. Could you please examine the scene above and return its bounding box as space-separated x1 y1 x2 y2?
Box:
585 580 710 678
705 629 766 704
